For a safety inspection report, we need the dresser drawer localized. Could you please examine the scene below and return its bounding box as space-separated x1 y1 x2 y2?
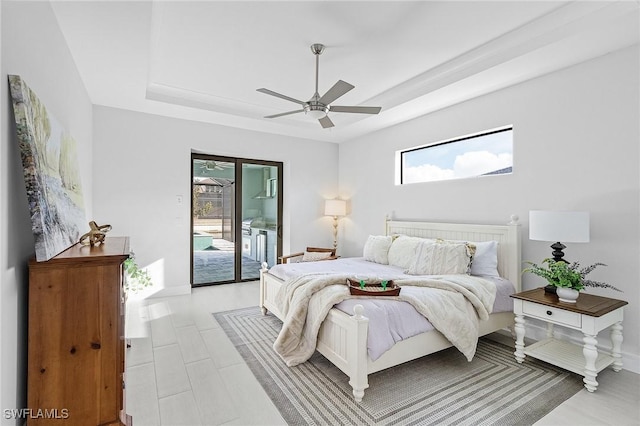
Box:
523 301 582 328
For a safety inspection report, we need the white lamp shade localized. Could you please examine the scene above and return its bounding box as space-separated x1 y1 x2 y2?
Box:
325 199 346 217
529 210 590 243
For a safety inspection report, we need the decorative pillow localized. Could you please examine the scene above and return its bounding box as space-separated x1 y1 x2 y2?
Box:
362 235 393 264
470 240 499 277
388 236 435 269
440 239 500 277
406 240 475 275
302 251 333 262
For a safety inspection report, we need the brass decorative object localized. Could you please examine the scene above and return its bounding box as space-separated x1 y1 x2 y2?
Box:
79 221 112 246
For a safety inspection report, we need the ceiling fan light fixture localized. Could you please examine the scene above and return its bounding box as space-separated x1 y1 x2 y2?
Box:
304 103 328 119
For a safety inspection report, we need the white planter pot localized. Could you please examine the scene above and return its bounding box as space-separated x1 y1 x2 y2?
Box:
556 287 579 303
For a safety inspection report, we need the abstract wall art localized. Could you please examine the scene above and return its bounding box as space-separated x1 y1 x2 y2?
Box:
9 74 87 261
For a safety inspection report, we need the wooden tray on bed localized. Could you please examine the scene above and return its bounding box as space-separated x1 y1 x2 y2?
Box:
347 278 400 296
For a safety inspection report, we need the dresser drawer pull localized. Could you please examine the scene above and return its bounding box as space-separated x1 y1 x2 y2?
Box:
546 310 552 316
91 342 101 350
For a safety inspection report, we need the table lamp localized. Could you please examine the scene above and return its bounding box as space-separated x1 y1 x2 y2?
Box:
529 210 590 262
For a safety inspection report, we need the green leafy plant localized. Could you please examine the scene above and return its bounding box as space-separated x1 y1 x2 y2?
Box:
192 185 213 218
523 258 621 292
124 253 152 293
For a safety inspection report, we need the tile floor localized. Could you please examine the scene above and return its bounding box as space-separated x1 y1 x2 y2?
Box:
125 281 640 426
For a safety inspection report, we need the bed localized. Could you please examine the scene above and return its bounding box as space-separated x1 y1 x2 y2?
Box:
259 217 521 402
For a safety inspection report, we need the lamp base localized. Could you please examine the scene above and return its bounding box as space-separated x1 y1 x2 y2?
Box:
550 241 567 263
546 242 566 293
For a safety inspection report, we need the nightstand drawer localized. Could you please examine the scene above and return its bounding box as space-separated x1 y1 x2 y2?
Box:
523 302 581 328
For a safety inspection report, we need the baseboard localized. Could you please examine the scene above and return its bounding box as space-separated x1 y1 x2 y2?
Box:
496 322 640 374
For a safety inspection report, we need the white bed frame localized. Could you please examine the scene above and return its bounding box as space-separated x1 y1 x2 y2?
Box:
259 216 521 402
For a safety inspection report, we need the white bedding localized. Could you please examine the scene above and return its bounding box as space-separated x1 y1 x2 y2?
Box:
269 257 408 281
268 257 515 361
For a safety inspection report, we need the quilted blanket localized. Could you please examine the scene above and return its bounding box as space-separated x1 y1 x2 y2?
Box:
273 273 496 366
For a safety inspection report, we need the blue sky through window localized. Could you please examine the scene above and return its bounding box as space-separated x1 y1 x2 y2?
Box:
402 128 512 184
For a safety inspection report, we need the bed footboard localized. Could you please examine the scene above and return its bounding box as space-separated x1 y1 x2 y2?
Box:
260 263 284 319
259 264 371 401
316 305 369 402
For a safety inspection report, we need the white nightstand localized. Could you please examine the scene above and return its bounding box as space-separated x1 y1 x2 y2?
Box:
511 288 627 392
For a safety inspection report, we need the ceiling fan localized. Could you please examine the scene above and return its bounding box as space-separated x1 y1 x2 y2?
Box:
200 160 232 171
257 43 382 129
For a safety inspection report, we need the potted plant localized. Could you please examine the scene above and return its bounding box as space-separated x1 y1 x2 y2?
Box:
523 258 621 303
124 252 153 293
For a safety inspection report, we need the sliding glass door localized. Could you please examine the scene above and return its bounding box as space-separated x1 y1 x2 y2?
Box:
191 154 282 286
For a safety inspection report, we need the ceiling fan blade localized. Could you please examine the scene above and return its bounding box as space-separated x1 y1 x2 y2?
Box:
318 80 355 105
257 88 306 106
330 105 382 114
318 115 334 129
264 109 304 119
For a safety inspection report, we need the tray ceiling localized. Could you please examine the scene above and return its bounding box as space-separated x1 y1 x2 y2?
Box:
51 1 639 143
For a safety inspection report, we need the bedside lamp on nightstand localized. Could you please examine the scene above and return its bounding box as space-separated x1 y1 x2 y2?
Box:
529 210 590 262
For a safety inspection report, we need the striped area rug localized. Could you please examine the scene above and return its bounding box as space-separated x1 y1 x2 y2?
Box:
214 307 583 425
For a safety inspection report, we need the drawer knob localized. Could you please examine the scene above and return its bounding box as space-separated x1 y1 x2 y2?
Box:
546 310 552 316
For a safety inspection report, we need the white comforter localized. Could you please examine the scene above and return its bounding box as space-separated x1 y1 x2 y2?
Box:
273 272 496 366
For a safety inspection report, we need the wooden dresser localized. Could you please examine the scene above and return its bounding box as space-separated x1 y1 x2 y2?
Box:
27 237 132 425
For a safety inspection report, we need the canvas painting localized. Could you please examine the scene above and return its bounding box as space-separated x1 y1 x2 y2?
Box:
9 75 87 261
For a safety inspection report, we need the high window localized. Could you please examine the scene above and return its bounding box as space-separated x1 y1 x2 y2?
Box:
398 126 513 184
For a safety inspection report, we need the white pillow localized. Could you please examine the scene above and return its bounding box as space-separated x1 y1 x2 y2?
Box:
441 239 500 277
362 235 393 264
302 251 333 262
469 240 499 277
388 236 435 269
406 240 474 275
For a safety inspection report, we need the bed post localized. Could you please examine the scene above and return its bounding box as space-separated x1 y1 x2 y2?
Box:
259 262 269 315
506 214 522 292
348 304 369 402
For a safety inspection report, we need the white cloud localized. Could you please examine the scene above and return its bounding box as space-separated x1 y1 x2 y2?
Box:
404 151 512 183
453 151 512 178
403 164 455 183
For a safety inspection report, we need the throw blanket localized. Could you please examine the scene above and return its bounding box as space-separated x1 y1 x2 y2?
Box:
273 273 497 366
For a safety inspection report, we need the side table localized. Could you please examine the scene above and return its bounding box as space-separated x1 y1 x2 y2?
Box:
511 288 627 392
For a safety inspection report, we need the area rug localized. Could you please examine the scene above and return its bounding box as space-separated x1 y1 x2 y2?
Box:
214 307 583 426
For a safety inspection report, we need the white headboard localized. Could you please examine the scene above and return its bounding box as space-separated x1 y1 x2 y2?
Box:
385 216 522 291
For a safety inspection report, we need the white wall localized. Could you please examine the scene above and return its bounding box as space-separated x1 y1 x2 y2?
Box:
339 46 640 371
0 1 93 423
92 106 338 296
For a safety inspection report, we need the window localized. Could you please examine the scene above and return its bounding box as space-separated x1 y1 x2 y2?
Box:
398 126 513 184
